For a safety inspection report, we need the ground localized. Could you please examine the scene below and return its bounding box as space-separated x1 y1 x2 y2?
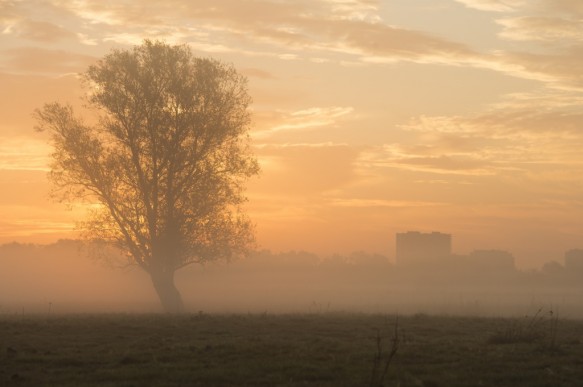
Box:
1 312 582 386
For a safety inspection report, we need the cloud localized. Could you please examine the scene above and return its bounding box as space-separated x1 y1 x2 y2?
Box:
453 0 525 12
321 19 476 63
396 156 490 174
10 19 77 42
0 217 74 237
326 198 444 208
453 46 583 91
46 0 583 94
240 67 277 80
390 91 583 187
0 137 51 171
321 0 381 22
38 0 583 93
0 47 96 75
359 145 495 176
1 0 578 94
468 1 583 90
494 0 583 44
47 0 479 66
0 0 19 24
544 0 583 16
253 106 354 138
445 2 583 91
50 0 129 26
498 16 583 42
1 0 100 47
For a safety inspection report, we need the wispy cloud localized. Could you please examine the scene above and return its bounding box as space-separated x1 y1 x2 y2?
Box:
0 217 75 237
358 145 496 177
8 19 77 42
240 68 277 80
498 16 583 42
453 0 525 12
0 1 19 30
388 91 583 186
0 137 51 171
41 0 479 66
0 47 96 75
326 198 444 208
2 0 581 94
253 106 354 138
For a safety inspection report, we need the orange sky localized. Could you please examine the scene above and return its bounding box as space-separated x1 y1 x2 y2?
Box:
2 0 583 268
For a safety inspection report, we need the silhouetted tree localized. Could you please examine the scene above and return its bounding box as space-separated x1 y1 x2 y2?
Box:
34 40 259 313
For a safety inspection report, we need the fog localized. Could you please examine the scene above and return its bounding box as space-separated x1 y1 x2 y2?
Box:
1 239 582 318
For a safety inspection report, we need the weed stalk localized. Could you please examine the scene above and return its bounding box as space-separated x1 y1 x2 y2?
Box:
370 316 400 387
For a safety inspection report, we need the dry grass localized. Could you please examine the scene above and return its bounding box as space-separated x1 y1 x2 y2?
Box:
1 312 582 386
487 308 561 350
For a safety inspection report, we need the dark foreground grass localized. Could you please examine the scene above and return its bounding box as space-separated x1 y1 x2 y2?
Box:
1 312 583 386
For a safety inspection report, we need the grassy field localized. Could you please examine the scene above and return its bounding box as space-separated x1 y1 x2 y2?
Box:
1 312 583 386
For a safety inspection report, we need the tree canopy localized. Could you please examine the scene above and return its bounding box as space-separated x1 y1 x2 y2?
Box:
35 40 259 312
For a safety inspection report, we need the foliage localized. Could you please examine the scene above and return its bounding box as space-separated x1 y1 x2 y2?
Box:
34 40 259 311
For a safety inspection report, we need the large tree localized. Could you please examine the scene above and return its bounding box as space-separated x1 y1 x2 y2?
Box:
34 40 259 313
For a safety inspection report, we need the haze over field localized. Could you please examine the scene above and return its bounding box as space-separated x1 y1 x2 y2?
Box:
0 239 579 314
1 239 583 316
2 0 583 312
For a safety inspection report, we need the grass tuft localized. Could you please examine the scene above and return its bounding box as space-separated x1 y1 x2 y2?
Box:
487 307 560 350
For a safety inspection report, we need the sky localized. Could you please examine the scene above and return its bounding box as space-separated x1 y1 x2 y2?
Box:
1 0 583 269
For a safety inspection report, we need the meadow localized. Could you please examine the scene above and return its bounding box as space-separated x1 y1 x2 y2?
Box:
1 312 583 386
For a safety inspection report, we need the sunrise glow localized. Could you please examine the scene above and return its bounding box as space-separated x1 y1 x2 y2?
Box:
2 0 583 268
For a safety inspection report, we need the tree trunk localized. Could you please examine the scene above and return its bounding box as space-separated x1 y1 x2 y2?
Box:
150 268 184 313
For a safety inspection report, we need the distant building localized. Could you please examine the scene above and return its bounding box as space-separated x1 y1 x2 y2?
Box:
565 249 583 270
395 231 451 266
469 249 515 271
